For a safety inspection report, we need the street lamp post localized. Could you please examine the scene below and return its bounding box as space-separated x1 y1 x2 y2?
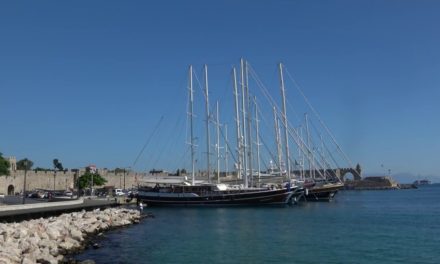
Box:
91 172 94 196
123 168 126 190
22 160 28 204
76 170 80 199
53 170 57 192
120 171 122 189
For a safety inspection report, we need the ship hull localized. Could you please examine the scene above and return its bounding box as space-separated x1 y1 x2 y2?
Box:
137 188 301 206
302 183 344 202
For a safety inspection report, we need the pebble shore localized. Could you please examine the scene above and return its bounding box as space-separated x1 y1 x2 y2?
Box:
0 208 141 264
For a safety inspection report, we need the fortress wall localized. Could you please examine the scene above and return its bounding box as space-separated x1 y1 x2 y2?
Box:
0 170 149 194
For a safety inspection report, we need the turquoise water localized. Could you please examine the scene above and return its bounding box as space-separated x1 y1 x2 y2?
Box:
76 185 440 263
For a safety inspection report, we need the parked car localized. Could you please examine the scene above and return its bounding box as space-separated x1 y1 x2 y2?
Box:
114 189 124 196
43 192 53 199
27 192 40 198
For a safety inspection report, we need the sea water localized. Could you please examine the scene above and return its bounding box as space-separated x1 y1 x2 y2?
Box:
76 185 440 263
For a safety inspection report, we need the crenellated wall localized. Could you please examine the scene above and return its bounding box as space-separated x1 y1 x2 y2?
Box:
0 169 150 195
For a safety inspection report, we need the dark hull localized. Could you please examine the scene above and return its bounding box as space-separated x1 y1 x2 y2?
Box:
301 183 344 202
138 188 300 206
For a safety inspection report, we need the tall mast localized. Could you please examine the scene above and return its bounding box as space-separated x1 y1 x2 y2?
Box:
245 61 253 187
254 97 261 187
299 125 304 180
273 107 283 175
216 101 221 184
204 64 211 183
232 67 242 180
320 133 328 179
224 124 229 177
279 63 291 180
304 113 315 179
189 65 195 185
240 58 248 188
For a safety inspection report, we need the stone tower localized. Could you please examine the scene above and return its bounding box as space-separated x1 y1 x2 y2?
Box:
7 156 17 171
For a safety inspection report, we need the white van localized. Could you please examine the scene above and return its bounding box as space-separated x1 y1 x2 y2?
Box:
114 189 124 196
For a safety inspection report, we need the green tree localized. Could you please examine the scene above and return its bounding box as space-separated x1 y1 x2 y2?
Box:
114 168 125 174
78 171 107 189
16 158 34 170
53 159 64 171
0 152 10 176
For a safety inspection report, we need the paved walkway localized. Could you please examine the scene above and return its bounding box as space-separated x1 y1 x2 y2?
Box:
0 198 118 222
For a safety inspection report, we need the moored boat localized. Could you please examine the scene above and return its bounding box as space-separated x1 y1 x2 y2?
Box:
137 183 302 206
136 63 305 206
413 179 431 186
301 181 344 202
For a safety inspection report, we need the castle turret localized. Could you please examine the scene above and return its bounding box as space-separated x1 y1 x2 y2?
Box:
7 156 17 172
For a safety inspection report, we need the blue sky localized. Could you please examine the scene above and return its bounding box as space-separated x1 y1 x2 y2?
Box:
1 0 439 182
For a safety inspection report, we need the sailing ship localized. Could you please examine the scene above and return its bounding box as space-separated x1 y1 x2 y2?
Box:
137 63 301 206
137 182 299 206
137 58 359 205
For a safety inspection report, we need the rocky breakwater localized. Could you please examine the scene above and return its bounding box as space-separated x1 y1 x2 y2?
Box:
0 208 141 264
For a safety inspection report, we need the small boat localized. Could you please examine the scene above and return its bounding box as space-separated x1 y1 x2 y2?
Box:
301 181 344 202
413 179 431 186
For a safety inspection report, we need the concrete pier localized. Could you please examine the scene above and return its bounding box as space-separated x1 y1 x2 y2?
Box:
0 198 118 223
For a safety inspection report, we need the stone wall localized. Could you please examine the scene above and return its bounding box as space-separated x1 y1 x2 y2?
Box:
0 169 150 195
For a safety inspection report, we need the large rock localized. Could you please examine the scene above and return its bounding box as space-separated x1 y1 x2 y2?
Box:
46 226 61 240
38 238 58 255
21 256 36 264
0 250 21 264
69 227 84 242
59 237 81 252
97 214 111 222
1 243 21 260
18 239 32 254
99 222 110 230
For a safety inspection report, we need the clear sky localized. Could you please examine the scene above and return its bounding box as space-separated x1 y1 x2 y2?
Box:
1 0 439 182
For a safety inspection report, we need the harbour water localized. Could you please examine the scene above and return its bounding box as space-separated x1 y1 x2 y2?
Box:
76 185 440 264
